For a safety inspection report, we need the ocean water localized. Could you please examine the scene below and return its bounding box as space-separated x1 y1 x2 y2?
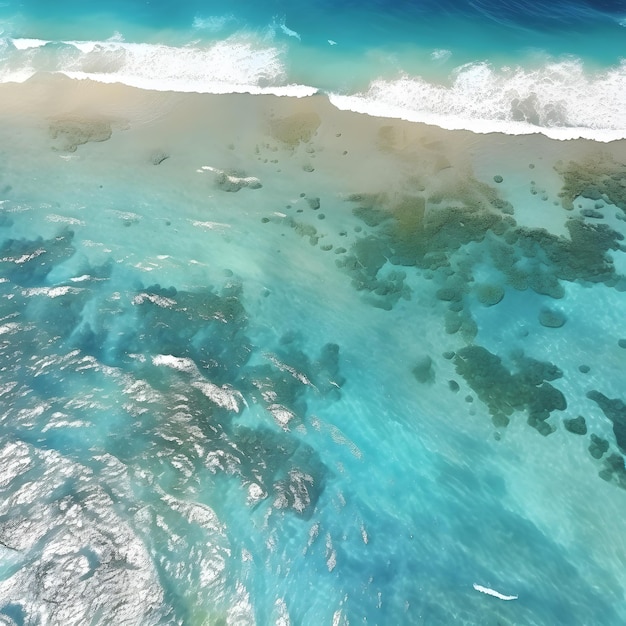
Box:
0 1 625 625
1 0 625 138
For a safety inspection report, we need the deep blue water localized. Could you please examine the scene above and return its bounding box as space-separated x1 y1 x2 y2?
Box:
3 0 625 62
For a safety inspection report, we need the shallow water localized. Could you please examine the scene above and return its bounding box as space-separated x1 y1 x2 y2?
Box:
0 77 624 624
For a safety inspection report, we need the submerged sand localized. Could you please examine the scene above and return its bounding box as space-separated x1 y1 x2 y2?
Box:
2 71 626 445
2 72 626 437
1 73 626 624
1 73 624 203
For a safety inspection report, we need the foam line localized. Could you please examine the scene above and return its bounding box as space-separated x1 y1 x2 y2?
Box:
473 583 518 601
329 57 626 142
3 36 317 97
2 36 624 140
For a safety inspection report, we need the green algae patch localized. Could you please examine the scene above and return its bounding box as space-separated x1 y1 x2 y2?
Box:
287 217 320 246
336 234 410 310
490 218 623 296
555 153 626 212
350 192 505 271
476 283 505 307
49 115 113 152
343 165 624 315
269 111 321 147
350 193 393 227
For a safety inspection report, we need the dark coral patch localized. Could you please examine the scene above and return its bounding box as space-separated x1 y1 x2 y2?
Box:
589 434 609 459
412 355 435 384
563 416 587 435
556 154 626 212
587 390 626 455
454 346 565 433
539 307 567 328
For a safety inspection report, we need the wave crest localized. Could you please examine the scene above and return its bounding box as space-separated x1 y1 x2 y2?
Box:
330 59 626 141
0 35 318 96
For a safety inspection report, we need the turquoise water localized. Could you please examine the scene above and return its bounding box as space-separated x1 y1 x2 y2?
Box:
0 84 624 623
0 1 625 624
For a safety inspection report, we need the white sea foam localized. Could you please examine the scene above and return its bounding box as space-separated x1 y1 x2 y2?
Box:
1 35 623 139
330 59 626 141
2 35 317 97
473 583 518 601
10 37 47 50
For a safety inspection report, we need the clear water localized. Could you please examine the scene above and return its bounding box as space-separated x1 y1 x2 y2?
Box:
0 2 625 624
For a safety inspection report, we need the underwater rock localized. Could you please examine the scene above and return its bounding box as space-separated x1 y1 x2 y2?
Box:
492 219 622 294
528 271 565 299
538 307 567 328
149 150 169 165
307 197 321 210
513 355 563 386
580 208 604 219
233 425 327 518
288 218 319 246
130 282 252 383
353 236 387 277
391 199 502 269
599 452 626 488
338 237 409 310
444 311 462 335
314 342 346 395
412 355 434 384
214 169 262 192
527 382 566 427
490 197 514 215
589 434 610 459
242 334 345 426
563 416 587 435
587 390 626 454
0 229 76 287
345 173 622 320
353 205 391 227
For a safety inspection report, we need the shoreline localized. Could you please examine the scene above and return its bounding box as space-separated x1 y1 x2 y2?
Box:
1 62 625 142
1 73 624 156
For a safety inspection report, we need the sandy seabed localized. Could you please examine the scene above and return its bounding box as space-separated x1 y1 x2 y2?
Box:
1 73 626 625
